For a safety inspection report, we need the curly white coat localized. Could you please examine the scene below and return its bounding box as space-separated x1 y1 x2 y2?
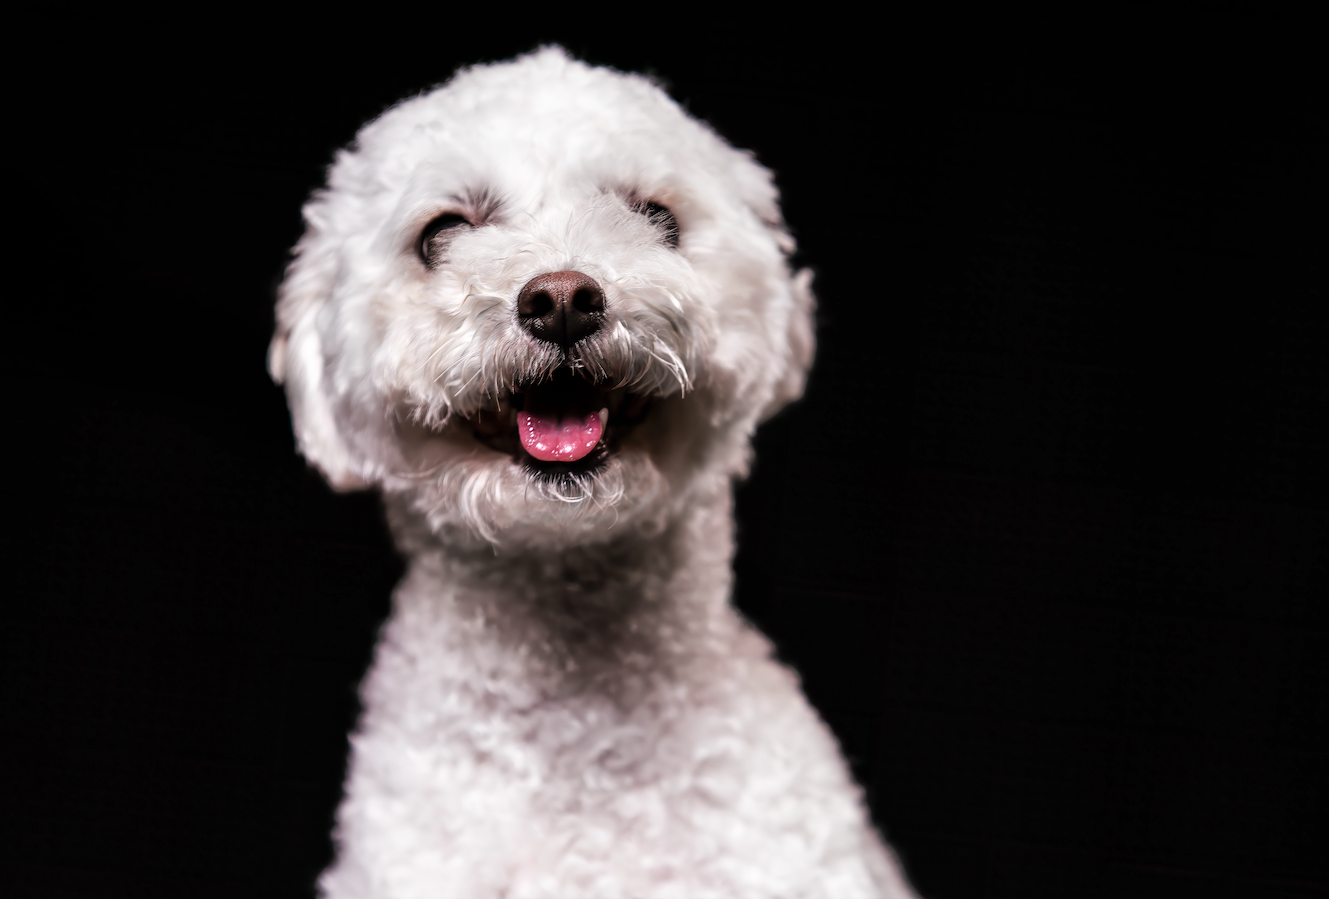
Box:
270 46 916 899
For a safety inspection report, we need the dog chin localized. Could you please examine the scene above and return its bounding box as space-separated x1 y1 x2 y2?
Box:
411 449 672 548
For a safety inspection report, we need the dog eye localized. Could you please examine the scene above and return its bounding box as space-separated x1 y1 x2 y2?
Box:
420 213 471 263
633 201 679 249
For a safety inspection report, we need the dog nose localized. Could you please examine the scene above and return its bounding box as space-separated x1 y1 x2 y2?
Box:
517 271 606 347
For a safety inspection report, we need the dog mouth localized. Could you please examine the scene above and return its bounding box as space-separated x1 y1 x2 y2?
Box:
458 368 652 477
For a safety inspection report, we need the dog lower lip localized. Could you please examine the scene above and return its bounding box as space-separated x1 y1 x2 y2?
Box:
521 441 610 480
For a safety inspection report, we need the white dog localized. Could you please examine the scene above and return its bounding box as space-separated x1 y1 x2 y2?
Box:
270 47 916 899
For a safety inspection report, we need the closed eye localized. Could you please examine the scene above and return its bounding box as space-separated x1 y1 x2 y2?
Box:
420 213 471 265
631 200 680 249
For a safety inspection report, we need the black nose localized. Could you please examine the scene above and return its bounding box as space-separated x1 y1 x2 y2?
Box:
517 271 606 347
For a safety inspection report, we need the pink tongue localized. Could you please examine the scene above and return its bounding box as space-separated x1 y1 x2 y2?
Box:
518 410 603 462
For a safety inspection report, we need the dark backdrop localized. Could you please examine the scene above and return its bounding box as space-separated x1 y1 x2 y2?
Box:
7 8 1325 898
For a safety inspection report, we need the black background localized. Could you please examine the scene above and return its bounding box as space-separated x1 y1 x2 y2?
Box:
7 7 1326 897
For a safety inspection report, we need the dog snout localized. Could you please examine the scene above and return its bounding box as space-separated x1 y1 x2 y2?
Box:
517 271 606 347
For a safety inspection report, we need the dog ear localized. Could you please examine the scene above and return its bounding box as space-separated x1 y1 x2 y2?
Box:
760 266 816 421
723 155 816 422
268 235 370 492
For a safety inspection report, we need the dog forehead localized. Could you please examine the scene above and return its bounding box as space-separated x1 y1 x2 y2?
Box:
356 50 734 199
406 49 689 140
403 124 686 200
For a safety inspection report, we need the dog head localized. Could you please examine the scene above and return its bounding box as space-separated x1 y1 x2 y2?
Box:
270 48 814 547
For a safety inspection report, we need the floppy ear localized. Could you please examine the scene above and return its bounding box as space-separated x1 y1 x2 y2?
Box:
724 153 817 423
760 266 816 421
268 235 369 492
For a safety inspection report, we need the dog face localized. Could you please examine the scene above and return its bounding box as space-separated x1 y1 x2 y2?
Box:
270 48 813 546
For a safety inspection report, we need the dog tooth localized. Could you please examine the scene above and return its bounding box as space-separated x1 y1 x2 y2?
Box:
598 408 609 427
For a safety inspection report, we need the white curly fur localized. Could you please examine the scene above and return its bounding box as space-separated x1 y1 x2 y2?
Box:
270 47 916 899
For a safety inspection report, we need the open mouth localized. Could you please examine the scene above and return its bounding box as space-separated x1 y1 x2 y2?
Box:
460 368 652 478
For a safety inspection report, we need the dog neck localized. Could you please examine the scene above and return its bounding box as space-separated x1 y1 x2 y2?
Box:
379 489 743 700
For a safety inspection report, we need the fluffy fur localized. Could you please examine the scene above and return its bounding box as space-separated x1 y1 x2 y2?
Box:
271 47 916 899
